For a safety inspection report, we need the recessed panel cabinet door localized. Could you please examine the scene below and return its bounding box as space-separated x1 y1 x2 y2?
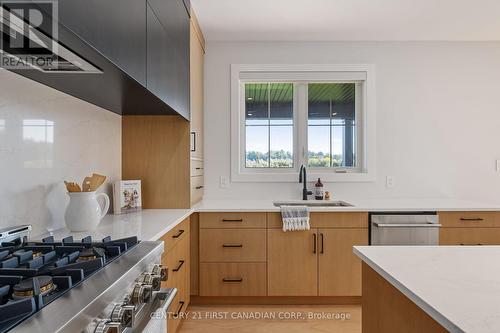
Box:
59 0 147 85
318 228 368 296
267 229 318 296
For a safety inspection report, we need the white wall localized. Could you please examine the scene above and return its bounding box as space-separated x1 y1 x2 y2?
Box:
204 41 500 202
0 69 121 237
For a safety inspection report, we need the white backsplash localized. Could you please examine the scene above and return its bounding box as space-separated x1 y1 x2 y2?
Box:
0 69 121 238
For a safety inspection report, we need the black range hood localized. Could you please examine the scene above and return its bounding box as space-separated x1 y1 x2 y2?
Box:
0 0 190 119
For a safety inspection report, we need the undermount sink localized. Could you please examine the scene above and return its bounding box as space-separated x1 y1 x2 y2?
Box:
273 200 354 207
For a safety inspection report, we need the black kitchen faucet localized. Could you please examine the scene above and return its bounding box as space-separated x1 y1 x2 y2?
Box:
299 164 313 200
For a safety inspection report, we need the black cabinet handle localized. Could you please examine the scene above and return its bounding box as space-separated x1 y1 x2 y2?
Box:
222 278 243 282
222 219 243 222
190 132 196 152
195 186 204 190
313 233 317 254
172 260 185 272
459 217 484 221
320 233 324 254
172 229 184 239
174 301 185 318
222 244 243 248
460 243 483 246
195 167 203 170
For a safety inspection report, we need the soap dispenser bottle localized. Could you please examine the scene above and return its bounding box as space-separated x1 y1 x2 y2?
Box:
315 178 324 200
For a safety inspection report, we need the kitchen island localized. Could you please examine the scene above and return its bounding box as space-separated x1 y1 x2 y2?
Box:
354 246 500 333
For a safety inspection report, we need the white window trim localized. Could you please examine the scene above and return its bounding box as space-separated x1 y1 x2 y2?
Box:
230 64 376 183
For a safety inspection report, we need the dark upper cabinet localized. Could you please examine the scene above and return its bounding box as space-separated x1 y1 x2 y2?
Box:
146 5 169 104
58 0 147 85
3 0 190 118
147 0 190 120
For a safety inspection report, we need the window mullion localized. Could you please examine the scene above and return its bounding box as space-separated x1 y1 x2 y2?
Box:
296 83 308 168
329 99 333 168
267 83 271 168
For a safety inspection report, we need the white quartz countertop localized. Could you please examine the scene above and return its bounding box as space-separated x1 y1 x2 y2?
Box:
354 246 500 333
41 209 193 242
194 198 500 212
39 197 500 243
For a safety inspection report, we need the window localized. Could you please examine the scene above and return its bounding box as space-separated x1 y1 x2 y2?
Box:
308 83 356 168
231 64 375 182
245 83 294 168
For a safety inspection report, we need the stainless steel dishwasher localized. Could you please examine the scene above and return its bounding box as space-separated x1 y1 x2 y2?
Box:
370 212 441 245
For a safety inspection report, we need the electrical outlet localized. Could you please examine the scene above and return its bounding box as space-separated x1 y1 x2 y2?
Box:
386 176 394 189
220 176 229 189
496 160 500 172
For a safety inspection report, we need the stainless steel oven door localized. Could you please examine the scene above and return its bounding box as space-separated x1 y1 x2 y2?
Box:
371 214 441 245
135 288 177 332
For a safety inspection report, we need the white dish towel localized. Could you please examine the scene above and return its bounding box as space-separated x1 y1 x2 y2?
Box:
280 205 310 232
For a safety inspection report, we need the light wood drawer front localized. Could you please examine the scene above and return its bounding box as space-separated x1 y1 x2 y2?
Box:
268 212 368 228
191 176 204 205
200 212 266 228
440 227 500 245
199 229 266 262
162 233 190 291
160 218 190 253
190 159 204 177
438 212 500 228
199 263 266 296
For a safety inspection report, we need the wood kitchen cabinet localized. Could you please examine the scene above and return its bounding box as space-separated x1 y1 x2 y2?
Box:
318 228 367 296
199 263 267 296
190 14 204 161
268 227 367 297
438 212 500 245
267 212 368 297
198 212 268 297
267 229 318 296
196 212 368 301
160 218 190 333
440 227 500 245
190 12 205 205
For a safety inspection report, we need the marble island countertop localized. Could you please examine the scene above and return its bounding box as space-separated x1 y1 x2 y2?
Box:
39 197 500 242
354 246 500 333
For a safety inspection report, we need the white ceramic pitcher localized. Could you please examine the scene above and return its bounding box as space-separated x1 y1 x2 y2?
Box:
65 191 110 231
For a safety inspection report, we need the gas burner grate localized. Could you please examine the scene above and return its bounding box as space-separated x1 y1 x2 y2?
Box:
0 226 139 332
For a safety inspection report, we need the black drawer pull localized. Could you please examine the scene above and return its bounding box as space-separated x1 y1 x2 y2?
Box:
222 244 243 248
172 229 184 239
222 278 243 282
320 233 324 254
222 219 243 222
459 217 484 221
195 186 204 190
174 301 185 318
172 260 185 272
195 167 203 170
313 233 317 254
460 243 483 246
